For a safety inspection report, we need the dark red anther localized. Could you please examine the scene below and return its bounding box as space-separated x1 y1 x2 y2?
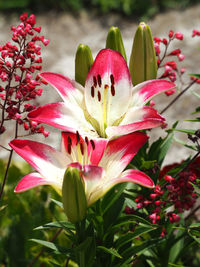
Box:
80 142 84 155
85 136 89 146
90 139 95 150
67 143 72 154
76 131 80 144
104 84 109 89
93 76 97 87
98 91 101 101
91 86 95 97
110 74 115 85
97 74 102 87
111 85 115 96
67 136 72 145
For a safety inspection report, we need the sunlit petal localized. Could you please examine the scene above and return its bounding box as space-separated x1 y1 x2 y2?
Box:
106 106 165 137
131 79 176 107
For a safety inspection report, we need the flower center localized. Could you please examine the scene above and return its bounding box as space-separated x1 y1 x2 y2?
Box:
90 73 116 138
66 131 96 165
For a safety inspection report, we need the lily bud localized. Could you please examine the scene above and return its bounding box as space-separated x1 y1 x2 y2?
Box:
75 44 93 86
106 26 127 62
62 166 87 224
129 22 157 85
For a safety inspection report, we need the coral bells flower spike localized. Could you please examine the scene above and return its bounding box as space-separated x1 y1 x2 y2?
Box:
28 49 176 139
9 131 154 206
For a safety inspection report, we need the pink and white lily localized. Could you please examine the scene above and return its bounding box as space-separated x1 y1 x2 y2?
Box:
28 49 176 139
9 131 154 206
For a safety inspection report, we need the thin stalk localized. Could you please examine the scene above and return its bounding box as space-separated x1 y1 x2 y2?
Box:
160 80 196 115
0 118 19 201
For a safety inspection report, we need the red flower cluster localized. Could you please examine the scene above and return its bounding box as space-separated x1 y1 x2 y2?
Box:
0 13 49 137
125 157 200 233
154 30 186 96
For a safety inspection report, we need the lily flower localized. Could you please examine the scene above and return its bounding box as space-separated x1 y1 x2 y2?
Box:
9 131 154 206
28 49 176 139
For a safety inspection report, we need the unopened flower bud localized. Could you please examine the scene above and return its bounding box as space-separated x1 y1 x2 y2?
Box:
106 26 127 61
129 22 157 85
62 166 87 223
75 44 93 86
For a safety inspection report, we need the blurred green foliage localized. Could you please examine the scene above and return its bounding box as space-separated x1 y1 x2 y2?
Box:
0 159 67 266
0 0 200 17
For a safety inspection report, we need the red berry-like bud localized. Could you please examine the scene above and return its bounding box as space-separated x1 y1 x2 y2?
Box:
169 30 174 38
175 32 183 40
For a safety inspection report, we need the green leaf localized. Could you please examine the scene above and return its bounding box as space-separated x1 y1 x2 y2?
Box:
51 198 63 209
118 238 164 266
148 133 174 166
175 129 196 134
34 221 75 231
192 91 200 99
30 239 68 253
115 226 156 249
169 229 184 263
186 118 200 122
174 137 197 151
101 183 127 214
189 223 200 228
189 73 200 79
140 158 157 169
97 246 122 259
113 214 152 230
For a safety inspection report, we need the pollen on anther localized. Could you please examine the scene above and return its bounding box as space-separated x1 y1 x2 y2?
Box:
93 76 97 87
110 74 115 85
97 74 102 87
111 85 115 96
98 91 101 101
91 86 95 97
80 143 84 155
67 143 72 154
76 131 80 144
85 136 89 146
90 140 95 150
67 136 72 145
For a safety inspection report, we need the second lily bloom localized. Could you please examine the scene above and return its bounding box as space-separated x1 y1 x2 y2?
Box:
10 131 154 207
28 49 176 139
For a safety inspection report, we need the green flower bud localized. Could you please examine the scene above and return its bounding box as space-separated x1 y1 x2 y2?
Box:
106 26 127 62
62 167 87 224
129 22 157 85
75 44 93 86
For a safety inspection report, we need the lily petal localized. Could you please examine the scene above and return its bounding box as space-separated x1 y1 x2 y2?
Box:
14 172 60 193
99 132 148 179
102 169 154 194
106 106 165 137
28 102 98 138
39 72 84 106
85 49 132 130
9 139 68 184
131 79 176 107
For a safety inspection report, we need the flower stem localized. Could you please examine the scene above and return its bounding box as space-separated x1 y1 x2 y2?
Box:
160 80 196 114
0 149 13 201
0 118 19 202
